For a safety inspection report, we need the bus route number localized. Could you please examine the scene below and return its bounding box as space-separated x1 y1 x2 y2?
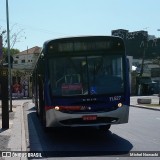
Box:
109 96 121 101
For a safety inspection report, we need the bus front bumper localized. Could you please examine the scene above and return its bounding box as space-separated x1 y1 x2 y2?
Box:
45 105 129 128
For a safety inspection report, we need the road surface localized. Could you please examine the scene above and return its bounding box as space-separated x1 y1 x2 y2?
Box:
23 101 160 160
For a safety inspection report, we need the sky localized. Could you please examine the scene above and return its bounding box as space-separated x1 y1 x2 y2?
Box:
0 0 160 51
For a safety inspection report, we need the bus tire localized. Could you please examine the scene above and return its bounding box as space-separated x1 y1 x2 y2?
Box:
43 126 51 132
36 103 40 117
99 124 111 131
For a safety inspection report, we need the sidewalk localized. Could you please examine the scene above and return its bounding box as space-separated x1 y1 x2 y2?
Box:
0 100 31 159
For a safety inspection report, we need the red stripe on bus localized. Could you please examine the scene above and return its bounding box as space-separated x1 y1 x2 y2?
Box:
45 106 82 111
45 106 55 111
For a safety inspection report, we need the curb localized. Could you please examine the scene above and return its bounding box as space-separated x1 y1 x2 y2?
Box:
21 104 27 152
130 105 160 111
23 101 43 152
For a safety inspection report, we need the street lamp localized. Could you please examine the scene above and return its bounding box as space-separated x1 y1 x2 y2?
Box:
6 0 12 112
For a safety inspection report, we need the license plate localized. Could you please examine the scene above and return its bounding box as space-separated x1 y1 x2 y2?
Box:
83 115 97 121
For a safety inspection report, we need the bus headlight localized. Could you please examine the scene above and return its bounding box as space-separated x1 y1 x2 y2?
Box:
118 103 123 108
55 106 60 111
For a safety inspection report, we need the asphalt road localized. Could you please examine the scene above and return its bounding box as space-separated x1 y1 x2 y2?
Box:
23 102 160 160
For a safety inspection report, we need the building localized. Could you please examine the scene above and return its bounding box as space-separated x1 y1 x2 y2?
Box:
13 46 41 70
112 29 160 95
12 46 41 98
112 29 160 59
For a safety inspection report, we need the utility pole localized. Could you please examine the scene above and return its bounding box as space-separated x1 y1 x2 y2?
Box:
0 33 9 128
138 33 148 96
6 0 12 112
0 68 9 129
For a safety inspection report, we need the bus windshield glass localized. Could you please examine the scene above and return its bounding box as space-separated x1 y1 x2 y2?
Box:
49 54 124 96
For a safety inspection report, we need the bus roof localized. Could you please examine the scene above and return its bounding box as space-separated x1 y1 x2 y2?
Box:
43 35 124 46
42 36 125 54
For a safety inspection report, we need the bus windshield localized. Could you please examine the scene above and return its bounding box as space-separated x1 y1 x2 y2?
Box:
49 54 124 96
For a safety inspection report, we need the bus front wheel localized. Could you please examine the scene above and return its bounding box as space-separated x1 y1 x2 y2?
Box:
99 124 111 131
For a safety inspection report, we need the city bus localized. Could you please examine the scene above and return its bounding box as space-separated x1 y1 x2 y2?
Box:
32 36 130 131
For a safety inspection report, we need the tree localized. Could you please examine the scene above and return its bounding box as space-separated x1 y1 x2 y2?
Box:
2 47 20 56
0 24 25 64
0 24 26 50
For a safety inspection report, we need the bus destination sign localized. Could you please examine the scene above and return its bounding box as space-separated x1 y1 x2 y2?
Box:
58 41 113 52
48 40 123 53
